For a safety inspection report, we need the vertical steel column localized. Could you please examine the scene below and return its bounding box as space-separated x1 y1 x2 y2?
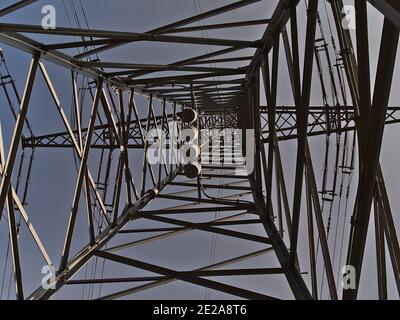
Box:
283 2 337 298
273 138 292 235
39 63 110 223
141 95 154 195
373 194 387 300
170 102 178 176
72 71 95 245
305 145 338 299
0 121 24 299
355 0 371 155
112 88 126 226
290 0 318 267
112 151 124 226
263 33 279 220
305 168 317 299
157 99 168 189
248 62 312 300
344 18 399 300
125 89 139 200
60 78 104 271
6 190 23 299
118 88 133 205
375 168 400 295
0 51 40 214
330 0 400 299
251 71 263 200
72 71 83 150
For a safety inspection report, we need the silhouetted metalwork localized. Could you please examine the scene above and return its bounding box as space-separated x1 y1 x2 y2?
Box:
0 0 399 300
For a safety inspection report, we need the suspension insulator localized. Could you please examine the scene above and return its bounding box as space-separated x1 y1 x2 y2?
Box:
180 108 198 123
146 188 159 200
184 162 202 179
182 127 199 141
182 143 200 162
181 127 200 164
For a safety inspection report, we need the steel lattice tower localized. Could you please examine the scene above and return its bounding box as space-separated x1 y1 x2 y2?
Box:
0 0 399 300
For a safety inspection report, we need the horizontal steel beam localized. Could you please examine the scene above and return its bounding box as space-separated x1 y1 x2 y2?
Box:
0 23 262 48
151 0 262 34
0 0 37 17
94 250 275 300
166 19 271 33
66 267 282 285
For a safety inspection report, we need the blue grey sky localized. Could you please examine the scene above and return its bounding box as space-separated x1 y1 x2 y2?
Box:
0 0 399 300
